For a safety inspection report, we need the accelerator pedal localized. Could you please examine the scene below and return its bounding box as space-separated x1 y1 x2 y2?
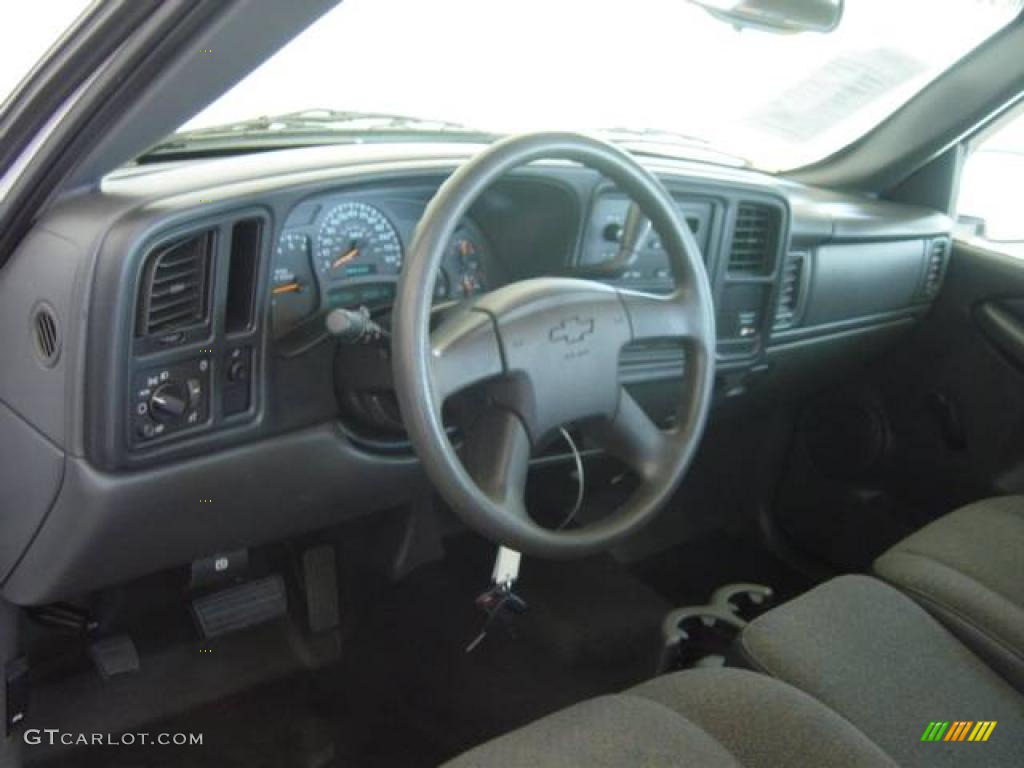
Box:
302 545 340 633
192 575 287 639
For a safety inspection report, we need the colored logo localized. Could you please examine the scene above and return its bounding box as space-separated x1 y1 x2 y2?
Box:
920 721 996 742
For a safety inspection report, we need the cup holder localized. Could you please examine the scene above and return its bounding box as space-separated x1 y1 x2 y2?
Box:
710 582 774 622
658 583 774 672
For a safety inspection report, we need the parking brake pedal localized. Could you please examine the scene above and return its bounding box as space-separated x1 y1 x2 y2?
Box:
192 575 287 639
89 635 140 680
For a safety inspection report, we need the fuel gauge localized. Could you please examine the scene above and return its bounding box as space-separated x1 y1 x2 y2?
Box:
447 234 488 299
272 232 318 335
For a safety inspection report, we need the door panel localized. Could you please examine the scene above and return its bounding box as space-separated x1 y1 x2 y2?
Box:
877 240 1024 509
975 299 1024 371
772 239 1024 570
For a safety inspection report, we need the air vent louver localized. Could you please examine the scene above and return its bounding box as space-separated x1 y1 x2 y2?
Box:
136 231 213 337
922 239 948 298
32 303 60 366
774 253 806 330
729 203 780 275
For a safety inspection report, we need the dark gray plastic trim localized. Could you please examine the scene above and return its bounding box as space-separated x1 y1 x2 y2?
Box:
2 422 426 604
0 402 64 583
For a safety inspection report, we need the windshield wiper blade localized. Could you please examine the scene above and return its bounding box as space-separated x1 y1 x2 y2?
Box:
598 126 714 146
249 108 475 132
598 127 751 168
138 109 496 160
162 109 481 142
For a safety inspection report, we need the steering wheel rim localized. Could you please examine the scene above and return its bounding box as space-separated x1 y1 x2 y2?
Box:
392 132 716 558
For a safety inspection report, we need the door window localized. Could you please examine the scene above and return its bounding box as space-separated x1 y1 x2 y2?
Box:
958 110 1024 250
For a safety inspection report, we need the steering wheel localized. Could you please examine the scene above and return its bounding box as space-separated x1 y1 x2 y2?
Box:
392 132 716 558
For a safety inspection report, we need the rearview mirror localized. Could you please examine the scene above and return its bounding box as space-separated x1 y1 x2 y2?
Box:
688 0 843 34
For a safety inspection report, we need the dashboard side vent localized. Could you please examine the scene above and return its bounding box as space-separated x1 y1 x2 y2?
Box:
729 203 780 275
774 252 806 330
31 303 61 366
136 230 214 337
922 238 949 298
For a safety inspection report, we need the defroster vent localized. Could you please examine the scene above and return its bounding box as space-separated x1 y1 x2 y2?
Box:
729 203 780 275
136 231 214 337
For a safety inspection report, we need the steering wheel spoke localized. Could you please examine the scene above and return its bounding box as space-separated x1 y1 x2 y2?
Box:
591 388 672 481
462 408 531 517
429 307 505 406
619 288 711 349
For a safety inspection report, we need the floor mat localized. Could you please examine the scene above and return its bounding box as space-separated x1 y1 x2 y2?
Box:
33 534 672 768
331 535 672 763
32 674 336 768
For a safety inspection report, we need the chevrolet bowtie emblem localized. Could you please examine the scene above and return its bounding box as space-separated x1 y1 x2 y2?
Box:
549 316 595 345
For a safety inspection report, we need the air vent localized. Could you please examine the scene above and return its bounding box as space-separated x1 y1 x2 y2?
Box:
728 203 780 275
774 252 806 330
31 303 60 366
136 231 214 337
922 239 948 298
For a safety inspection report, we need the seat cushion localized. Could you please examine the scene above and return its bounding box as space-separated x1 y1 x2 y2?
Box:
740 575 1024 768
444 668 894 767
873 496 1024 691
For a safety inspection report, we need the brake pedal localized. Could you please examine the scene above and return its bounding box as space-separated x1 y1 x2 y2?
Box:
191 575 287 639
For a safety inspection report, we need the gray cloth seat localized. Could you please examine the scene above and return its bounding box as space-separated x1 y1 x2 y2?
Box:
740 575 1024 768
873 496 1024 692
444 667 896 767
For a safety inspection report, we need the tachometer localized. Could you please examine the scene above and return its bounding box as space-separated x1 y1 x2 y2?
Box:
317 201 402 282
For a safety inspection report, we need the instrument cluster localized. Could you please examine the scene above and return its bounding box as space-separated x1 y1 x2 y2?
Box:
271 197 494 336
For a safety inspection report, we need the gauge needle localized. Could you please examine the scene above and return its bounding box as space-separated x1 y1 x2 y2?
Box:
332 247 359 269
272 281 302 295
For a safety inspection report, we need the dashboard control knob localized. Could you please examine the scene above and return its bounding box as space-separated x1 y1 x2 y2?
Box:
227 361 248 383
149 382 188 422
602 223 623 243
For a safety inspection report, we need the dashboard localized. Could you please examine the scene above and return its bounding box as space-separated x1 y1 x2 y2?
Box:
0 141 953 604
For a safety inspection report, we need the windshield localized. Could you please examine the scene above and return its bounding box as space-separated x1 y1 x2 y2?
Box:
175 0 1023 171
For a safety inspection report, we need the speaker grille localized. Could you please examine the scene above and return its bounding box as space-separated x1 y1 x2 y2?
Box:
32 303 60 367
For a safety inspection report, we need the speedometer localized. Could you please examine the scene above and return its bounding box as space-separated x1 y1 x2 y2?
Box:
317 201 402 282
